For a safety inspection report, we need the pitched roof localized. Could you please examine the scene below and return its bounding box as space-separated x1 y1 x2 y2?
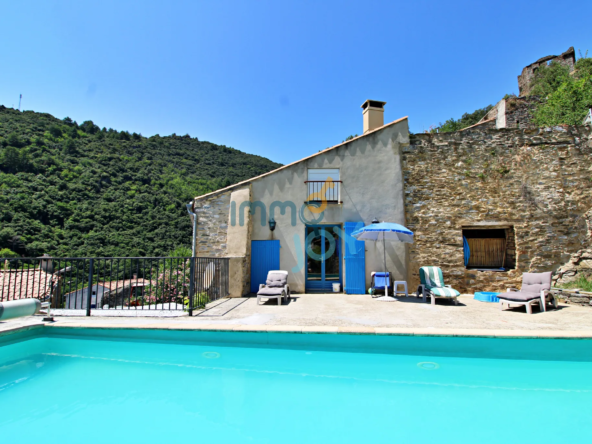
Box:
194 116 409 201
0 268 53 301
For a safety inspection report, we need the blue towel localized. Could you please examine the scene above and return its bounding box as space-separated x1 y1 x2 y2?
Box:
373 272 390 290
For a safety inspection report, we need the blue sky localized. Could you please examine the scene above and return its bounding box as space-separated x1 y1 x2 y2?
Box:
1 1 590 165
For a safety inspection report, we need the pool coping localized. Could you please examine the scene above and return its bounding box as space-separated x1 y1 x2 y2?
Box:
2 320 592 340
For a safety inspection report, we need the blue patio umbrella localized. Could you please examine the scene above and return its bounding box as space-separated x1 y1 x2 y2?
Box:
352 220 414 301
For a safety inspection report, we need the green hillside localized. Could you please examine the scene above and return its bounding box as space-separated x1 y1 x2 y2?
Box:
0 106 281 258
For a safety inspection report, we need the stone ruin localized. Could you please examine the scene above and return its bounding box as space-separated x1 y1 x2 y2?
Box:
475 47 576 130
517 47 576 96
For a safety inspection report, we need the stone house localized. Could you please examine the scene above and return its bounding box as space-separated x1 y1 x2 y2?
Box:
192 101 410 295
192 97 592 296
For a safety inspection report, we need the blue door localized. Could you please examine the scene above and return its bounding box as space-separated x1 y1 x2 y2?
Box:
344 222 366 294
305 225 342 292
250 240 280 293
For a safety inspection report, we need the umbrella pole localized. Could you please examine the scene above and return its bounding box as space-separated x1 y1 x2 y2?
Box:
383 235 387 294
376 232 397 302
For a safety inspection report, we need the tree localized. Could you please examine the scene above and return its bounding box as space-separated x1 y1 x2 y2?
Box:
68 126 79 139
81 120 99 134
531 55 592 126
436 105 493 133
7 132 22 147
49 124 63 138
0 146 23 172
533 75 592 126
529 61 571 97
63 138 78 154
0 248 19 258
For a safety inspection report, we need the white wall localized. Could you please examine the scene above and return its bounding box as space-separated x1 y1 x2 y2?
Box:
246 119 409 293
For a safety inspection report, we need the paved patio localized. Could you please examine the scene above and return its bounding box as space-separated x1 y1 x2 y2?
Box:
2 293 592 337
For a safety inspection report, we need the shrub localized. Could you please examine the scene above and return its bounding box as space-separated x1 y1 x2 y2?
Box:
533 75 592 126
0 248 19 258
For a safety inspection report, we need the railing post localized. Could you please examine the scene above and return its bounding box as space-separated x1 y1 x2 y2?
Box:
86 258 94 316
188 257 195 316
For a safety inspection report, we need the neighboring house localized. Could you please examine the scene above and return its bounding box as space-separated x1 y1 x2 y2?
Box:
63 278 153 309
63 284 110 309
99 278 153 308
193 100 410 295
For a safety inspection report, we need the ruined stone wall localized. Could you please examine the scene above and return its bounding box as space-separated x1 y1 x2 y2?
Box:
194 191 231 257
518 47 576 96
403 125 592 293
504 96 543 128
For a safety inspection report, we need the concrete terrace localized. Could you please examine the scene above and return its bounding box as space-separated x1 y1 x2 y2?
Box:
2 293 592 338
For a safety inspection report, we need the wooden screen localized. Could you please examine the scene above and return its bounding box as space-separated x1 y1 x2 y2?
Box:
467 238 506 268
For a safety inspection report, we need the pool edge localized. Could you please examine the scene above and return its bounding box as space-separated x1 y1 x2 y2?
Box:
3 321 592 340
41 322 592 339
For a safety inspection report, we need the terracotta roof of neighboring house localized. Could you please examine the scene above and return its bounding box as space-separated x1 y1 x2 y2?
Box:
193 116 409 201
0 268 54 302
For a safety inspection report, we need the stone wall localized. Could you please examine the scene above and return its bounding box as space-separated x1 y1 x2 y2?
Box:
551 288 592 307
194 191 231 257
553 208 592 285
403 124 592 293
504 96 543 129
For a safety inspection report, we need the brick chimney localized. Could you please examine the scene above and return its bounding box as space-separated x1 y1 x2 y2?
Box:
361 100 386 133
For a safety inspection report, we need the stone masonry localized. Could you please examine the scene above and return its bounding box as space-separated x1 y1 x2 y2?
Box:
504 96 544 128
403 124 592 293
194 191 231 257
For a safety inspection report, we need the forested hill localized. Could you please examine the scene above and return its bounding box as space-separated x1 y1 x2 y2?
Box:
0 106 281 257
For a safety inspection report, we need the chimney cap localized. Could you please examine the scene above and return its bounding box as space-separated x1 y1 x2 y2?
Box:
361 100 387 110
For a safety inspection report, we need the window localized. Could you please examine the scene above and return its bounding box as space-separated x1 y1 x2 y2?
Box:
462 227 516 271
306 169 341 203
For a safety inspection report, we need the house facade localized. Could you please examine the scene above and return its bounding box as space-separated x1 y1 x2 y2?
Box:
192 100 592 296
192 102 410 295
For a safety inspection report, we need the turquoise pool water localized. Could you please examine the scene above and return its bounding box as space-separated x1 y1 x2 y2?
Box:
1 328 592 443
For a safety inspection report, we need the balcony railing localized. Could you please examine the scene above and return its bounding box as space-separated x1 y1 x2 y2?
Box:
304 180 342 204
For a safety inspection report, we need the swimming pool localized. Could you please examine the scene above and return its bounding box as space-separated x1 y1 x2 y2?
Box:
1 327 592 443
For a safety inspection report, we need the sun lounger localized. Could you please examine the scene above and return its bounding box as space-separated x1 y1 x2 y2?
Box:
416 266 460 305
257 270 290 305
497 272 556 314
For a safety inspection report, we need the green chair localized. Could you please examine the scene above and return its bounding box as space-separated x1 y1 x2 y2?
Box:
417 266 460 305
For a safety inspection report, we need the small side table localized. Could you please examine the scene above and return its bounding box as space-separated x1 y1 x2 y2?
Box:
393 281 408 297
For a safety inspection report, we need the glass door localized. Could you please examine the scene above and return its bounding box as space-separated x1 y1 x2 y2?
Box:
305 225 342 292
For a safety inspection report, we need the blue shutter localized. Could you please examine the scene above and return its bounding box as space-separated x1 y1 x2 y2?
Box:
463 236 470 267
250 240 280 293
344 222 366 294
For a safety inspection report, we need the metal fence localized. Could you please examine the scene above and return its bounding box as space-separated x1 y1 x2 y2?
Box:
0 257 230 316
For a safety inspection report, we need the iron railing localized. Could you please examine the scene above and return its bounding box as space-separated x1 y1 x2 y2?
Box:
0 257 229 316
305 180 342 204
